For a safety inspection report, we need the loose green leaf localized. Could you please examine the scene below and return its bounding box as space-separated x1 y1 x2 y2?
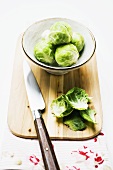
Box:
63 110 86 131
80 108 96 123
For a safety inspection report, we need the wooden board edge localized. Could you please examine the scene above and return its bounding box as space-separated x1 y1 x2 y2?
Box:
7 120 102 140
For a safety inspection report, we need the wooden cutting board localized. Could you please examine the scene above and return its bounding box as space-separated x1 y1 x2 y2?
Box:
7 35 103 140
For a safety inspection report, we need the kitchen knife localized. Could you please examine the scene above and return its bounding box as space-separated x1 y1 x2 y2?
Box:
23 60 60 170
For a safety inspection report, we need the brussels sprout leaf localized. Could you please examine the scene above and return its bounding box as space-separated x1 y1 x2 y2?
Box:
63 110 86 131
80 108 96 123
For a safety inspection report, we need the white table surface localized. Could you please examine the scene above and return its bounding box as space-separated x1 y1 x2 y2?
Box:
0 0 113 168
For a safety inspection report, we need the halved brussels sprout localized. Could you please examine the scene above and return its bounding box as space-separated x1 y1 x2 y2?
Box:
55 44 79 67
66 87 90 110
34 40 55 65
71 32 85 52
51 94 73 118
48 21 72 45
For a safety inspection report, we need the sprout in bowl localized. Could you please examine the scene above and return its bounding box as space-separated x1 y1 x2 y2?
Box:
22 18 96 75
55 44 79 67
71 32 85 52
48 21 72 45
34 40 55 65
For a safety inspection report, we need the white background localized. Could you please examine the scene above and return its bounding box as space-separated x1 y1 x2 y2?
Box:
0 0 113 166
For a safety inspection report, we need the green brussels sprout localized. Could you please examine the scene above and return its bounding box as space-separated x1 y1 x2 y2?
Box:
34 40 55 65
71 32 85 52
48 21 72 45
55 44 79 67
51 94 73 118
63 110 86 131
66 87 90 110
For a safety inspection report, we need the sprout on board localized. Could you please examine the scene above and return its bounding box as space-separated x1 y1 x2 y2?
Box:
66 87 90 110
51 94 73 118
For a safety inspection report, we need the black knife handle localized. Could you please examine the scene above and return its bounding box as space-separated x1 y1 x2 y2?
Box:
34 111 60 170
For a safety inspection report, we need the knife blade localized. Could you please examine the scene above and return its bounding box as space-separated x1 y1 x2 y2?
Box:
23 60 60 170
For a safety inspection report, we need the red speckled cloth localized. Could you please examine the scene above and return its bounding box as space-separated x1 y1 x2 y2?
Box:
0 126 112 170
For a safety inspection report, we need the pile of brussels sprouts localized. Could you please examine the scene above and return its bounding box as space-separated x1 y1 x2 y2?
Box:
34 21 85 67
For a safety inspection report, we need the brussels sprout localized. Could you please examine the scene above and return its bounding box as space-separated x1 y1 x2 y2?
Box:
80 108 96 123
71 32 85 52
48 21 72 45
51 94 73 118
66 87 90 110
63 110 86 131
34 40 55 65
55 44 79 67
